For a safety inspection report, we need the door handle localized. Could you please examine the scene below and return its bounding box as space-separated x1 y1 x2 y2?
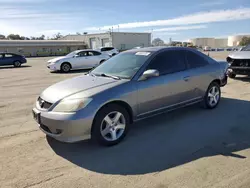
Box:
183 76 190 81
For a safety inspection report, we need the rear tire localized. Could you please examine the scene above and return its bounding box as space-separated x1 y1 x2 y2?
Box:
91 104 130 146
60 63 71 73
13 61 21 67
203 82 221 109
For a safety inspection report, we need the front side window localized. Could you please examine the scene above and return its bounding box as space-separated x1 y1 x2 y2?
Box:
0 54 3 58
147 50 186 75
186 51 208 68
77 51 88 57
91 51 151 79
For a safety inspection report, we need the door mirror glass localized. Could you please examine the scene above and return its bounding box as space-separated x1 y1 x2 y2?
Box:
139 69 159 80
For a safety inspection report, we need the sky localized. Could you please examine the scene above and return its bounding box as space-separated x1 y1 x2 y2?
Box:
1 0 250 42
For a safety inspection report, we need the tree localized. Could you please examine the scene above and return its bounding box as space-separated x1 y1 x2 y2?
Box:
239 37 250 46
0 34 5 39
7 34 22 40
76 32 81 35
152 38 164 46
51 32 63 40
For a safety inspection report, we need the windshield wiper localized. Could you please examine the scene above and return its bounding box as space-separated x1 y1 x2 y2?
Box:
100 73 121 80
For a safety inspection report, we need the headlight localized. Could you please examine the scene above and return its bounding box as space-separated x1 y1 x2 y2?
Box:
52 98 92 112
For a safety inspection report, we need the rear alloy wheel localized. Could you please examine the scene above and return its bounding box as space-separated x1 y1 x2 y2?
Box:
92 104 130 146
203 82 221 109
60 63 71 73
13 61 21 67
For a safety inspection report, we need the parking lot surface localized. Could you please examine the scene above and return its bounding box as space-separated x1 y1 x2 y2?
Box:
1 53 250 188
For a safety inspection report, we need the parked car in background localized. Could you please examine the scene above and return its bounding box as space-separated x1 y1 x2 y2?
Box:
226 44 250 78
33 47 228 146
96 47 119 56
0 52 27 67
47 49 110 73
203 46 211 51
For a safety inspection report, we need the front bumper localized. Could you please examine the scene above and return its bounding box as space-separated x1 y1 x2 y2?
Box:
220 74 228 87
228 66 250 75
47 64 59 71
32 108 93 143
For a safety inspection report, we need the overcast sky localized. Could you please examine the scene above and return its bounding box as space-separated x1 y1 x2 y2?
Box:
1 0 250 41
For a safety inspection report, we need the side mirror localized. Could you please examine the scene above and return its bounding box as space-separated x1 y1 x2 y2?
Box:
74 54 80 58
139 69 159 81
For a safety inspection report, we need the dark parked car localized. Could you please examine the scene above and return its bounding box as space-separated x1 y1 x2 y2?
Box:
0 52 27 67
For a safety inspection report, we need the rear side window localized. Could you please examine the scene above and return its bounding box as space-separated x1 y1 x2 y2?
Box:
147 50 186 75
5 54 14 58
93 51 101 55
186 51 208 68
0 54 3 58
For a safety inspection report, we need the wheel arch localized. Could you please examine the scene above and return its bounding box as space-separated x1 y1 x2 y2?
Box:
210 79 221 86
91 100 134 134
61 62 72 69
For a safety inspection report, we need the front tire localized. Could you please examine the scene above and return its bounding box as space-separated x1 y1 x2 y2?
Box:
91 104 130 146
13 61 21 67
228 72 236 78
60 63 71 73
100 60 105 64
203 82 221 109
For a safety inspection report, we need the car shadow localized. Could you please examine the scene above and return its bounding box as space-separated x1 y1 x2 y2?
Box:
50 69 91 74
233 76 250 82
0 65 31 69
47 97 250 175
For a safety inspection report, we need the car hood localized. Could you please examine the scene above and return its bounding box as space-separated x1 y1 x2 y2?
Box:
228 51 250 59
47 56 66 63
40 75 122 103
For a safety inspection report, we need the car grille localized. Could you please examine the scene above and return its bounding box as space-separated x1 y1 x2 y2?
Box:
38 97 53 109
230 59 250 67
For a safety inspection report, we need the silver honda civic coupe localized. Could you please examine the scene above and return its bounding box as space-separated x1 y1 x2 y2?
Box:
32 47 228 146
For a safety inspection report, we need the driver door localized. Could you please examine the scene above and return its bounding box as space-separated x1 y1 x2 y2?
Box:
136 50 191 118
72 51 89 69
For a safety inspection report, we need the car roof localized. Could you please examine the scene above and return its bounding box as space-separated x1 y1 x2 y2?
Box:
126 46 197 53
74 49 100 53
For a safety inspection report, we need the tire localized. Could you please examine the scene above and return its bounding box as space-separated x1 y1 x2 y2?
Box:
228 72 236 78
203 82 221 109
91 104 130 146
60 63 71 73
100 60 105 64
13 61 21 67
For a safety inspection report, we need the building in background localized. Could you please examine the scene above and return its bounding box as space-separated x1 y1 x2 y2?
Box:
189 34 250 48
0 40 87 57
60 32 151 50
228 34 250 46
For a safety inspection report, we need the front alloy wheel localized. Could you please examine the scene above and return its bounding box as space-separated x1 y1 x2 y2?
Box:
92 104 130 146
101 112 126 141
203 82 221 109
13 61 21 67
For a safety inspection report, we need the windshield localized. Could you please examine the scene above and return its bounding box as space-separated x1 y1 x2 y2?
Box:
241 45 250 51
91 51 151 79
